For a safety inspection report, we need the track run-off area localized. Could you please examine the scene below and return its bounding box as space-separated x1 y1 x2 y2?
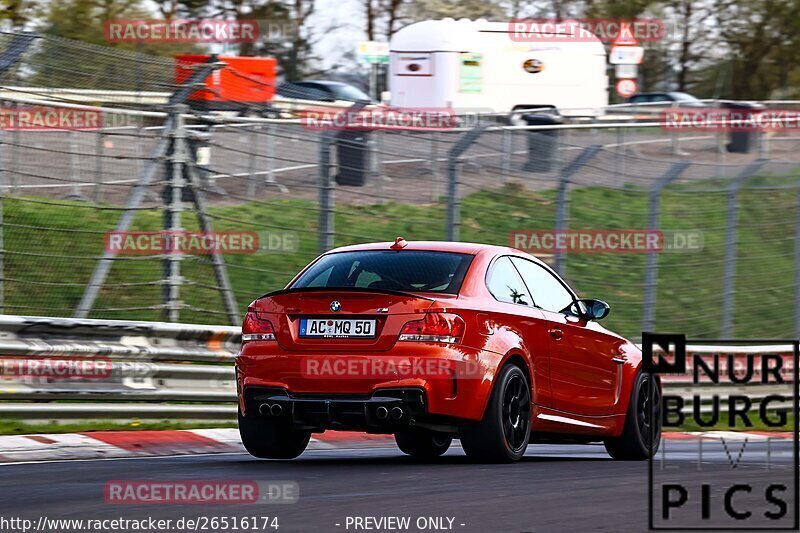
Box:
0 436 795 532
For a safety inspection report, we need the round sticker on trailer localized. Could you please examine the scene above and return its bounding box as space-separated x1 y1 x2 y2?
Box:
616 78 638 98
523 59 544 74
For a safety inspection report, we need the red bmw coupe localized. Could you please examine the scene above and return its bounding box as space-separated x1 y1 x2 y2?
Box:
236 239 660 462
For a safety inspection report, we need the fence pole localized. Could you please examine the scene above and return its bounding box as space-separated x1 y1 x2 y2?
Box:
69 129 81 199
670 101 681 157
0 126 5 314
75 119 175 318
184 136 240 326
641 161 691 333
75 59 220 318
430 132 440 202
265 123 275 186
246 125 258 197
445 123 490 241
318 131 335 253
164 107 186 322
501 128 512 182
721 159 767 338
10 102 19 193
791 177 800 338
94 129 104 203
552 145 601 276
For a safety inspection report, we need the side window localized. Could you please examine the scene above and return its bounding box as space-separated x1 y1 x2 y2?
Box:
511 258 574 314
486 257 531 306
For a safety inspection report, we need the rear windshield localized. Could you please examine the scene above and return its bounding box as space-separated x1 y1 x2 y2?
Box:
291 250 474 294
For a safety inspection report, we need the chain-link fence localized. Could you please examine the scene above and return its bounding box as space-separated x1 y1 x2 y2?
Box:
1 31 800 340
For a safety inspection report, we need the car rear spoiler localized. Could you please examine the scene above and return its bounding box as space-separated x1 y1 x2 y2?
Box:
258 286 435 301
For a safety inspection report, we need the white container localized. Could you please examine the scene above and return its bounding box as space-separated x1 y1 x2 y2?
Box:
389 19 608 117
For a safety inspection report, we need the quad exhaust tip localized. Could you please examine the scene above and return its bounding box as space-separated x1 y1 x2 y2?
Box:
376 406 389 420
390 406 404 420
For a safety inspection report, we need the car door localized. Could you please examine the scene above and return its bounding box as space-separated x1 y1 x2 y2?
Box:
484 256 552 408
510 257 622 416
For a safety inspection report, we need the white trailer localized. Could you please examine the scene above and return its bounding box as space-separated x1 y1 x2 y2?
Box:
389 18 608 117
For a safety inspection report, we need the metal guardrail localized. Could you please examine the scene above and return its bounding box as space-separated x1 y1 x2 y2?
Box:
0 316 793 422
0 315 238 420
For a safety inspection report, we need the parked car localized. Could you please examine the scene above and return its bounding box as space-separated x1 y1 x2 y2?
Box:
236 239 660 462
272 80 374 116
627 91 707 109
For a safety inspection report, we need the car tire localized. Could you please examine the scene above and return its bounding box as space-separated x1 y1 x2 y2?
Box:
459 363 531 463
395 429 452 459
238 409 311 459
604 372 661 460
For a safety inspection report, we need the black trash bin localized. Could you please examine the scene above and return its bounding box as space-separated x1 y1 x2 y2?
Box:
522 113 563 172
335 129 370 186
722 101 764 153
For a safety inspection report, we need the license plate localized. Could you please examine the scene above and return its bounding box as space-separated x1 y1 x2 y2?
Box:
299 318 377 338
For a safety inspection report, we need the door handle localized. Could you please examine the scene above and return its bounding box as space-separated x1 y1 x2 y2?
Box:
612 357 626 364
548 328 563 340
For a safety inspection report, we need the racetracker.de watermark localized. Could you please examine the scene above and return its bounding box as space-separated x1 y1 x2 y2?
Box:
104 231 298 255
0 106 146 130
301 356 484 380
0 106 102 130
299 108 485 131
0 357 111 380
104 480 298 504
510 229 703 254
508 18 664 43
662 108 800 132
104 19 261 43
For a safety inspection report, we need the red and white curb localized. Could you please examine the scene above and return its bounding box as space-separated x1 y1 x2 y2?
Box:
0 430 791 464
0 429 394 463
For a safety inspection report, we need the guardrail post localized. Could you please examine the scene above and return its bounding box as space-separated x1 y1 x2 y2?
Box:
164 106 186 322
721 159 767 338
318 131 335 253
553 145 601 276
446 122 490 241
641 161 691 333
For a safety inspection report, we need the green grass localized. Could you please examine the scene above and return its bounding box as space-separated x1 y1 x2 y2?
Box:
3 174 797 339
0 419 236 436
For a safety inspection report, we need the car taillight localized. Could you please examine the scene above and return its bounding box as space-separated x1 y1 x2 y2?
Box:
399 313 465 344
242 311 276 343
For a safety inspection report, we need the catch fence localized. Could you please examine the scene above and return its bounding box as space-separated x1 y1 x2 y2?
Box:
1 31 800 340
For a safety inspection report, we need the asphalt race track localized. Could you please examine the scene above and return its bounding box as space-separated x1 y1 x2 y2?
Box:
0 440 795 532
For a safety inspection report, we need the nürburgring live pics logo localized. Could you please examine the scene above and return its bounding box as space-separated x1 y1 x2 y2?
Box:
644 332 799 530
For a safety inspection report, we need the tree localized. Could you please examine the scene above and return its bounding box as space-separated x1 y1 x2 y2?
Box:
1 0 38 29
713 0 800 99
402 0 506 21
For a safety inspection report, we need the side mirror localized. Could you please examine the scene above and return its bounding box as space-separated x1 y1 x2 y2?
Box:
576 299 610 321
